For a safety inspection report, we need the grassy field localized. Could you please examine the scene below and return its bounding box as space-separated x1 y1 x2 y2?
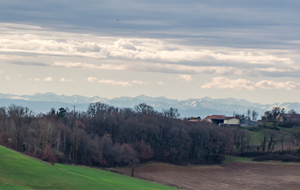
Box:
248 129 288 146
0 146 176 190
248 127 298 151
222 156 253 165
249 130 263 145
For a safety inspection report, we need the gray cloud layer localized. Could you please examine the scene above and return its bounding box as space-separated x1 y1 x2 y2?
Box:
0 24 297 79
0 0 299 48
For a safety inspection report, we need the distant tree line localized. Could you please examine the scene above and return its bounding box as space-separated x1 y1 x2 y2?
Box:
232 107 300 160
234 109 258 120
0 103 234 172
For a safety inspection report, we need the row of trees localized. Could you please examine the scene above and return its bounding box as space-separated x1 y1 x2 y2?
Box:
233 107 300 156
2 103 300 170
0 103 234 172
232 127 298 154
235 109 258 120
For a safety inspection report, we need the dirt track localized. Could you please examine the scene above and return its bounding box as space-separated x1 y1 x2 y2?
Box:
114 162 300 190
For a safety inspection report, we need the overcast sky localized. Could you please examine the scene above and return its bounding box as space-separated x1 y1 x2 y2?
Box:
0 0 300 104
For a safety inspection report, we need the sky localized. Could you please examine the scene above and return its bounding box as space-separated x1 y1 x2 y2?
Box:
0 0 300 104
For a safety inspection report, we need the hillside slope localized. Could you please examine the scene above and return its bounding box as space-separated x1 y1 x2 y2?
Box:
0 146 175 190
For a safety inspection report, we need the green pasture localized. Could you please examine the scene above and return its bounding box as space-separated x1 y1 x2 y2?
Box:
222 156 253 165
0 146 176 190
248 126 297 146
249 130 263 146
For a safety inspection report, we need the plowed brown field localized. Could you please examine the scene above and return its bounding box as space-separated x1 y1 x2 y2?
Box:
113 162 300 190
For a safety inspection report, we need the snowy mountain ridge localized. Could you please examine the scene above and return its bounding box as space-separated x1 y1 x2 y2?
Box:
0 92 299 118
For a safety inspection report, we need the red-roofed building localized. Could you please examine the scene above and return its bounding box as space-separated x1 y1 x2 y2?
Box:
203 115 239 126
203 115 225 121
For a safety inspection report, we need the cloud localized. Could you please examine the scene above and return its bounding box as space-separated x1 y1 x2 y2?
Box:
0 54 26 60
0 71 3 73
11 62 48 67
6 76 11 80
104 40 295 66
87 77 132 86
60 78 73 82
254 68 291 73
53 62 127 70
0 33 293 66
179 74 193 82
97 79 132 87
87 77 98 82
0 23 299 80
29 78 40 81
255 80 300 90
132 80 148 85
202 77 300 91
44 77 53 82
0 22 295 68
54 61 246 75
53 62 88 68
201 77 255 91
135 63 245 75
0 1 297 52
114 39 137 50
53 60 299 79
61 61 247 77
157 82 164 85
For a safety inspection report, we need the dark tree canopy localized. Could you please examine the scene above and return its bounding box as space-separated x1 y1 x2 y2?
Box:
134 103 154 115
0 102 236 170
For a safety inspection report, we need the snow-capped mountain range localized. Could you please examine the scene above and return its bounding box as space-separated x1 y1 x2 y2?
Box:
0 92 299 118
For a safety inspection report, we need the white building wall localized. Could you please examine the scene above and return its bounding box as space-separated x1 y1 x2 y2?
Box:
225 118 240 125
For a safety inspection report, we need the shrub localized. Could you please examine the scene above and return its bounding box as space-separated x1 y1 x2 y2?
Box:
253 154 300 162
206 155 225 164
41 145 57 165
252 157 265 161
0 131 9 146
134 140 153 162
242 151 263 158
281 154 300 162
55 152 67 163
248 127 260 131
277 122 295 128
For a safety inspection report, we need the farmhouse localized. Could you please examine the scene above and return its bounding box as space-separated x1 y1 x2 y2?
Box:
278 114 300 124
223 117 240 126
203 115 239 126
203 115 225 125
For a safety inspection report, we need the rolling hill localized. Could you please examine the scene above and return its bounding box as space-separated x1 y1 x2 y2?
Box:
0 145 176 190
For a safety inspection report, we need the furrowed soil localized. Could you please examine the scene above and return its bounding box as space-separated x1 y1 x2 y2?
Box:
113 162 300 190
